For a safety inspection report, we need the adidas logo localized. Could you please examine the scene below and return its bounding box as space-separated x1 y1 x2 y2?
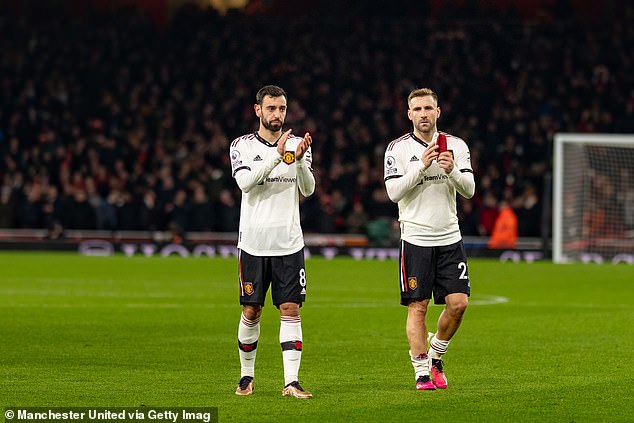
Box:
253 155 263 161
410 156 419 161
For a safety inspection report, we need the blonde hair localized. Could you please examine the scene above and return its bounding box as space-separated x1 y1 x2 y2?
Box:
407 88 438 107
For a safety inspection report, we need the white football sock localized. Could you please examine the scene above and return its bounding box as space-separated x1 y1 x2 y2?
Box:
238 313 260 378
280 315 302 386
429 335 450 360
410 350 430 379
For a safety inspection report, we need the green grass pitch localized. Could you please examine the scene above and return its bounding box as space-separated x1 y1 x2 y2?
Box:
1 252 633 422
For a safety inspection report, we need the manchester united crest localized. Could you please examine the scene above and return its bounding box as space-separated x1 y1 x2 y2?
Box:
408 277 417 290
244 282 254 296
283 151 295 165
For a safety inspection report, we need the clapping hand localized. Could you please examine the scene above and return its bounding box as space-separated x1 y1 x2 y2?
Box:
296 132 312 160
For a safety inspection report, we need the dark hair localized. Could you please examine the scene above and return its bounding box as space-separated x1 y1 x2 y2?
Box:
256 85 287 105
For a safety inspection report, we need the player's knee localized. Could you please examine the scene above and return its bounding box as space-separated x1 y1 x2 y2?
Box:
447 296 468 316
408 299 429 314
456 300 468 316
242 304 262 320
279 302 300 316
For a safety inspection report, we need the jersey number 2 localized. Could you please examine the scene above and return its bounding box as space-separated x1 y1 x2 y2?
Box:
458 262 468 279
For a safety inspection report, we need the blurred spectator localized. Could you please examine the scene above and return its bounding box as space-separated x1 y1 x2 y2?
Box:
367 186 397 219
458 198 480 237
0 187 15 228
66 189 96 230
139 190 161 231
583 202 606 238
41 185 61 228
95 190 118 231
167 189 188 234
116 190 141 230
315 193 337 233
513 185 541 237
488 200 519 249
478 191 499 236
346 201 369 234
16 183 43 228
216 189 239 232
188 185 214 231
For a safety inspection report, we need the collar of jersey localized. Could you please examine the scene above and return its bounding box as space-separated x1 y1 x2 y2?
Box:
410 132 432 147
254 131 281 147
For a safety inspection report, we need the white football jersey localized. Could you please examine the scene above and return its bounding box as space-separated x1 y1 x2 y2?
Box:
384 131 474 246
230 132 314 256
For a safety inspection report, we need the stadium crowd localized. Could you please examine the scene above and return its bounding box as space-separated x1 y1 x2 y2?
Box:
1 2 633 244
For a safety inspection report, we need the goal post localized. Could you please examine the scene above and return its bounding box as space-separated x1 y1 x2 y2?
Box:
553 133 634 264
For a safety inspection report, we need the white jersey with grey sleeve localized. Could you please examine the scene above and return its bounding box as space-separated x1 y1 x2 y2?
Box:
384 131 475 247
230 132 315 256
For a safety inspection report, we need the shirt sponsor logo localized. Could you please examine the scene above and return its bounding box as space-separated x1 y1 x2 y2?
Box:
423 174 449 182
265 176 297 183
283 151 295 164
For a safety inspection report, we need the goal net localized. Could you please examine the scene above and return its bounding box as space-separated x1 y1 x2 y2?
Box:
553 134 634 264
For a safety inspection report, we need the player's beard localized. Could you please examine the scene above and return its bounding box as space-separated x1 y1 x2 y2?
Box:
262 117 283 132
417 120 436 136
